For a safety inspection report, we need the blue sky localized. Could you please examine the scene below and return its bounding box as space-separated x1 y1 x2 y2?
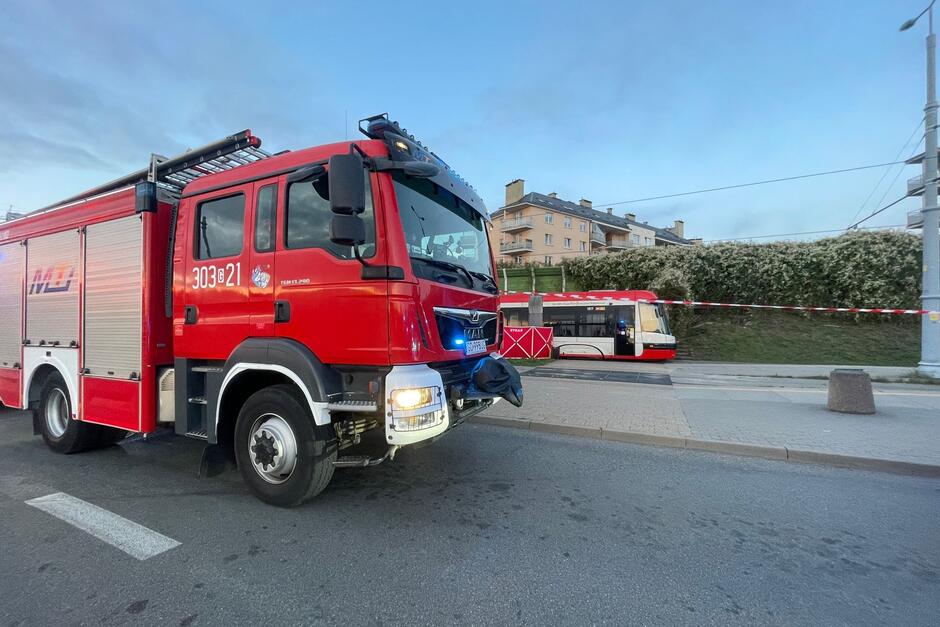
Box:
0 0 933 241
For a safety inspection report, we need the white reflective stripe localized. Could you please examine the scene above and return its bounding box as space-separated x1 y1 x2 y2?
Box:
26 492 180 561
22 348 79 416
216 363 330 427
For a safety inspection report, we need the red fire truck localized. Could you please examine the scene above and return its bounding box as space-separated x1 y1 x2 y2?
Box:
0 115 522 506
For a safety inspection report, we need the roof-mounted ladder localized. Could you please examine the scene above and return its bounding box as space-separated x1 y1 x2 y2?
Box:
33 130 269 215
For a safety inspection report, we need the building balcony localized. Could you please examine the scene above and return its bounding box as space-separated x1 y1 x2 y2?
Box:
500 240 534 254
606 237 631 250
589 227 606 246
500 217 534 232
908 175 924 197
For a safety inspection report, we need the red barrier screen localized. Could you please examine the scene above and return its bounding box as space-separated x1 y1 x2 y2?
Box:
502 326 553 359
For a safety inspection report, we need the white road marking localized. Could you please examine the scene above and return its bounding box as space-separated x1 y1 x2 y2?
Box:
25 492 180 560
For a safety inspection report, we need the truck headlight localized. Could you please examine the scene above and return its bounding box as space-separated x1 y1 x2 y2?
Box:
388 386 444 432
390 387 434 411
392 410 444 432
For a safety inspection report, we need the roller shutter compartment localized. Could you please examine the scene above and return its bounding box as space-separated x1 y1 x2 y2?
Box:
26 230 80 347
83 216 143 379
0 242 24 367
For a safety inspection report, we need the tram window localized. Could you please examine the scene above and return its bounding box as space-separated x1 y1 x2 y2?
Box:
578 310 612 337
639 303 670 334
615 306 635 327
543 308 577 337
505 308 529 327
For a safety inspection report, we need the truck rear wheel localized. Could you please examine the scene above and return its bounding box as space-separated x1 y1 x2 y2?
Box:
234 384 337 507
38 373 103 454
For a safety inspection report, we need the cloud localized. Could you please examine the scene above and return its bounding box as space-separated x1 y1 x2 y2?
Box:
0 131 113 173
0 2 340 173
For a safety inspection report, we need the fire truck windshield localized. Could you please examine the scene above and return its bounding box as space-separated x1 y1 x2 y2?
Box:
393 172 495 291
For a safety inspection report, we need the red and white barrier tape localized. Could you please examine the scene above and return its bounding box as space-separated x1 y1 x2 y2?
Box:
639 299 939 316
502 292 940 317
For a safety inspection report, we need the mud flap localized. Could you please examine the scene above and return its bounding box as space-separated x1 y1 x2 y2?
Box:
199 444 233 478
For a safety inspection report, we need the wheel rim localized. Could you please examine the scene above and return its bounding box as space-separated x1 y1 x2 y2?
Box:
45 388 69 439
247 414 298 485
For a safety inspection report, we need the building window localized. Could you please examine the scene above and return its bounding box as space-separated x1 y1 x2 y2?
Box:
544 256 552 265
564 237 571 249
645 237 652 246
579 222 586 232
544 212 553 224
631 234 640 244
564 217 572 228
544 233 553 245
195 193 245 260
579 241 587 252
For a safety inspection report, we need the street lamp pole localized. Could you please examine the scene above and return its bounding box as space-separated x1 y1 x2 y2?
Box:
903 1 940 378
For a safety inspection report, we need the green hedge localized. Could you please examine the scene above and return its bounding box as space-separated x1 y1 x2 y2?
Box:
561 231 922 308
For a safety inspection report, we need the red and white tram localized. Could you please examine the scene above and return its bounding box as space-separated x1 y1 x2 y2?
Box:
500 290 677 361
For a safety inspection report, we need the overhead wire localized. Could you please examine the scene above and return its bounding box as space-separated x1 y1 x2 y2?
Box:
846 118 923 226
593 160 913 207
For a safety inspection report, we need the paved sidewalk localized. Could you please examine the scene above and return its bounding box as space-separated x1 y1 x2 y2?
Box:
479 360 940 474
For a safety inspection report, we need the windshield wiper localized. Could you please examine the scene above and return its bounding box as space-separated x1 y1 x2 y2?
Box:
468 270 499 294
410 256 474 288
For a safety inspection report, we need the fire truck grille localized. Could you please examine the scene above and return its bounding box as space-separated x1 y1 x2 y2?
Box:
433 310 498 350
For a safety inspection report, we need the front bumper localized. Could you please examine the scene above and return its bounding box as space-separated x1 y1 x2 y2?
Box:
383 355 508 447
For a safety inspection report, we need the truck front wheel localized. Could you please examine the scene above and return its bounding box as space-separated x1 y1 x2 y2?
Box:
234 384 337 507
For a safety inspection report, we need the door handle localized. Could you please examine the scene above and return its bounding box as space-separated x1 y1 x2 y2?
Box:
184 305 198 325
274 300 291 323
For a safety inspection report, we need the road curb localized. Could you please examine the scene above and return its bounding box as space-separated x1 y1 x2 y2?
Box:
468 416 940 478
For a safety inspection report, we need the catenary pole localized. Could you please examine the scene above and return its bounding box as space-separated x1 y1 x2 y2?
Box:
903 2 940 378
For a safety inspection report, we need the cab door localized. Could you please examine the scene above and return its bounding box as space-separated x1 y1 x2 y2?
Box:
273 170 389 365
246 181 279 337
176 185 252 360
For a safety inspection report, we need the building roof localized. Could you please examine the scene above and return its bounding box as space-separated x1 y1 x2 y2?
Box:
492 192 692 245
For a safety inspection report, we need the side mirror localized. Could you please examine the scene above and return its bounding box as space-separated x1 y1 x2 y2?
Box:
330 214 366 247
328 153 365 214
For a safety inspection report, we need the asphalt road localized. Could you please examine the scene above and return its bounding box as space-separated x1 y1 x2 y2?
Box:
0 406 937 626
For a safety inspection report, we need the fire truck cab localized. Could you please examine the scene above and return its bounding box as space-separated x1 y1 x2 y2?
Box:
0 115 522 506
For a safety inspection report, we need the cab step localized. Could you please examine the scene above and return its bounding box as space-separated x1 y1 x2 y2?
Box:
191 366 224 374
326 400 378 412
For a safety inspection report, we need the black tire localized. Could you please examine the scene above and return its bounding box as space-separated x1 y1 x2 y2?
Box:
234 384 337 507
37 374 102 454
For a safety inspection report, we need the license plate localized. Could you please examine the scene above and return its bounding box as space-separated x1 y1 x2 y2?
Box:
464 339 487 355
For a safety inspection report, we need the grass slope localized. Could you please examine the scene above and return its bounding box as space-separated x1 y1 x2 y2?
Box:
679 311 920 367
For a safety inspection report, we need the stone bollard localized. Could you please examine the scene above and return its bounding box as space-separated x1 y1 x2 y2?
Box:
827 369 876 415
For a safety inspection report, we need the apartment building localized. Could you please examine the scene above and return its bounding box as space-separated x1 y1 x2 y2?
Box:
491 179 693 265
